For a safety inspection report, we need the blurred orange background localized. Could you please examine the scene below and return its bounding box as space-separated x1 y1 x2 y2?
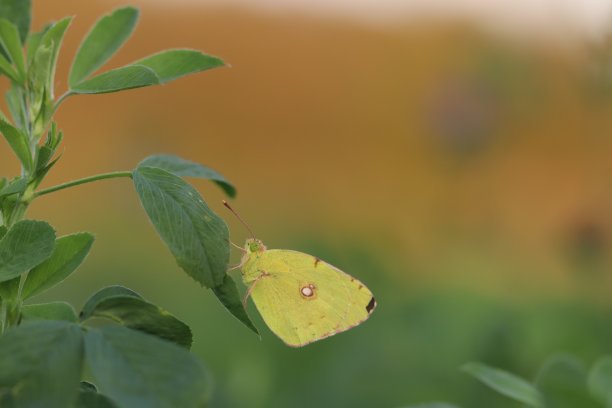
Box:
3 1 612 406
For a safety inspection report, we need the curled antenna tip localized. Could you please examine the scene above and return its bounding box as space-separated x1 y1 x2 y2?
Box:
221 200 255 239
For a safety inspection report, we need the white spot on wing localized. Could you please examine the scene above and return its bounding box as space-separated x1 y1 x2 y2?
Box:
301 286 314 297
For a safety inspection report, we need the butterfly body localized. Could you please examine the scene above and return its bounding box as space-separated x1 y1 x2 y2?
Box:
240 238 376 347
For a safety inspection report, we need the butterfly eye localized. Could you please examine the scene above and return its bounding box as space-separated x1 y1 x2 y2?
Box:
300 284 316 298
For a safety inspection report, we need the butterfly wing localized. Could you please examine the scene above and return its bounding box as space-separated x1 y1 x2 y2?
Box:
245 249 376 347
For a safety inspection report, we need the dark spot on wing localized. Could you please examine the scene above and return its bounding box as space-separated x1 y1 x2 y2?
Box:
314 257 321 267
366 297 376 314
358 284 363 290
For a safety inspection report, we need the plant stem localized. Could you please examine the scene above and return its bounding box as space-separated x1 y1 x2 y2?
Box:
6 203 28 229
54 91 73 112
33 171 133 199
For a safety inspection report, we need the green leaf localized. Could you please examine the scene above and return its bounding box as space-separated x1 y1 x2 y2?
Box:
80 285 142 320
139 154 236 197
80 381 97 392
0 19 25 81
132 167 229 288
0 277 18 299
0 226 6 239
135 49 224 84
85 325 211 408
31 155 60 189
70 65 159 94
0 52 18 82
0 177 26 198
0 106 8 123
68 45 223 95
0 321 83 407
81 294 193 348
535 354 600 408
588 356 612 405
21 301 78 322
0 220 56 283
26 18 71 126
0 120 32 172
399 404 461 408
25 25 48 66
76 388 118 408
28 43 52 122
462 362 545 407
212 274 258 335
35 17 72 98
34 124 63 175
0 0 31 43
69 7 139 86
22 232 94 299
36 145 54 170
5 86 25 129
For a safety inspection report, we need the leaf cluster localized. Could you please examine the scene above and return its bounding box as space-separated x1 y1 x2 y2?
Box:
0 1 256 406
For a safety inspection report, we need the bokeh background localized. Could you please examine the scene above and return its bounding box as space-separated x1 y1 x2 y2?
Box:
2 0 612 406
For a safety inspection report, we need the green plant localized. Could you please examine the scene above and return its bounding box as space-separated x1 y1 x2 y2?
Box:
405 354 612 408
0 1 257 406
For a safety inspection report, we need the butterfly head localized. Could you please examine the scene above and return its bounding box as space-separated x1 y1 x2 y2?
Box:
245 238 266 254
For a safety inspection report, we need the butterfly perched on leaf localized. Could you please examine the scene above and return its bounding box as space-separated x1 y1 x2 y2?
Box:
238 238 376 347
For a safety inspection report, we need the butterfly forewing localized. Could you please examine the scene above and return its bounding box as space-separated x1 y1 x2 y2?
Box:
243 249 375 347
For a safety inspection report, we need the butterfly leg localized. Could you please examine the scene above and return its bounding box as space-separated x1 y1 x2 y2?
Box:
230 241 247 253
227 254 250 271
227 241 248 271
242 270 270 308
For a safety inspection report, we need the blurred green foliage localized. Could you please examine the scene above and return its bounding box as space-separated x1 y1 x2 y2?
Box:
33 228 612 408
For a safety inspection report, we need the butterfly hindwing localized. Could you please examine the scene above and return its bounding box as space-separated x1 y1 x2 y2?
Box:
244 249 375 347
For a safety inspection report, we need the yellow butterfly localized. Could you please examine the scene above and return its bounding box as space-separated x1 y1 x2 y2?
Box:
224 202 376 347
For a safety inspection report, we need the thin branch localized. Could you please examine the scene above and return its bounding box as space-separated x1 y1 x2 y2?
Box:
34 170 133 198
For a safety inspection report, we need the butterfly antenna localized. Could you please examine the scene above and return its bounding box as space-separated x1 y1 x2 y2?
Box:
222 200 256 239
